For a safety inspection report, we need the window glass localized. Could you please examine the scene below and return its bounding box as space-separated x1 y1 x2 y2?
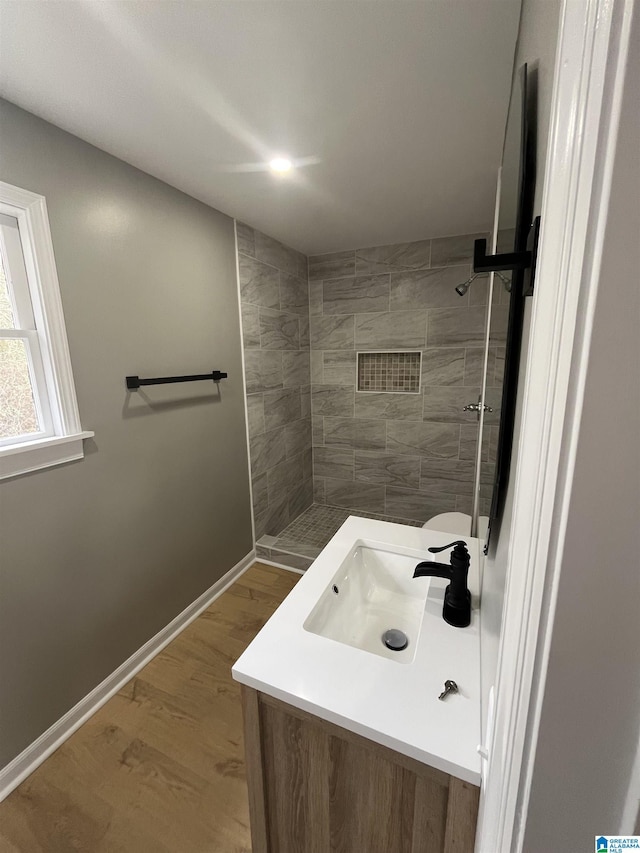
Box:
0 338 40 438
0 242 16 328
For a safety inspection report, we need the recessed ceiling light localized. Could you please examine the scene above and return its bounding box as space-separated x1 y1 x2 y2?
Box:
269 157 292 173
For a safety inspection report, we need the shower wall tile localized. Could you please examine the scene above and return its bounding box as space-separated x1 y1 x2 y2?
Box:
299 314 310 349
312 414 324 446
427 306 489 348
260 308 300 350
355 311 426 349
482 387 503 425
311 350 324 384
313 446 355 480
246 393 265 437
421 348 465 386
250 427 287 477
255 229 302 278
355 240 431 275
488 425 499 464
386 487 456 522
354 392 423 421
263 388 302 431
389 266 470 311
283 351 311 388
309 250 356 282
463 348 496 387
467 277 492 306
456 494 493 517
386 421 460 460
242 304 261 348
460 423 490 462
288 477 314 519
311 385 355 418
268 456 304 502
419 459 477 496
238 224 311 543
238 255 280 309
354 451 421 489
489 305 510 341
323 351 356 385
300 385 311 419
324 417 386 451
481 462 496 485
255 493 289 540
313 478 326 504
422 385 481 423
310 315 355 350
302 447 313 481
252 474 269 525
236 221 256 257
244 350 283 394
309 281 324 316
324 478 386 513
430 232 489 267
323 274 390 314
285 418 312 459
280 273 309 316
494 346 506 385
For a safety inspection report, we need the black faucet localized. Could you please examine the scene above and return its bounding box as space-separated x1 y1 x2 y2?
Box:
413 540 471 628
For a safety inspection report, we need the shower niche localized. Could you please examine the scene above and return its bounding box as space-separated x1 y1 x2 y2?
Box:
356 352 422 394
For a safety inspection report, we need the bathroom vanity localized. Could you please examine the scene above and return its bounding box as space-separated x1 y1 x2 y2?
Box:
233 518 483 852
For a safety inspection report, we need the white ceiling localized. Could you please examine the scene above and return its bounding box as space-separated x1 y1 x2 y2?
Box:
0 1 521 255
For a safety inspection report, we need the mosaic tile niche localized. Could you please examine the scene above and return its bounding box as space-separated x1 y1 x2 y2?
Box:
357 351 422 393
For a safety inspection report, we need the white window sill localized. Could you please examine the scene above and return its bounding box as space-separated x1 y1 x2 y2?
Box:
0 431 95 480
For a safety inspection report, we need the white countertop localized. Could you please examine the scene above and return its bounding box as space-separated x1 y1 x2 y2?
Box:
232 517 482 786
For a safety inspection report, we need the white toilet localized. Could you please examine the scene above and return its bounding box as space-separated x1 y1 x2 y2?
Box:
422 511 488 539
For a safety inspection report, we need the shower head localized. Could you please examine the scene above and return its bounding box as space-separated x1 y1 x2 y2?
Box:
455 273 478 296
454 271 512 296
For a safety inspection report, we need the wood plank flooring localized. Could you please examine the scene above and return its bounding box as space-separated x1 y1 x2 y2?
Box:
0 563 300 853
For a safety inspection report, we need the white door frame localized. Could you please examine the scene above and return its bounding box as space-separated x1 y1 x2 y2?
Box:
476 0 635 849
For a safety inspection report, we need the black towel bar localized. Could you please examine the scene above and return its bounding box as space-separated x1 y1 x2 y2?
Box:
126 370 228 390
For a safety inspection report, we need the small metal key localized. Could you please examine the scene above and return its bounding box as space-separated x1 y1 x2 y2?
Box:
438 679 458 701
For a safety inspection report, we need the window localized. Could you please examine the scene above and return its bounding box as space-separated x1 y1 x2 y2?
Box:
0 182 93 479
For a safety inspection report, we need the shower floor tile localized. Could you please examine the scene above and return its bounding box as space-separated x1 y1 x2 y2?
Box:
257 503 423 567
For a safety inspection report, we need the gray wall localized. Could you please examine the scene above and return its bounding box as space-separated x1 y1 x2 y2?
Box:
309 235 503 522
0 100 252 767
236 222 313 540
523 2 640 843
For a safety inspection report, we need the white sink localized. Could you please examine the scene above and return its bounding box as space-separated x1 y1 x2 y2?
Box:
303 540 431 663
233 517 482 784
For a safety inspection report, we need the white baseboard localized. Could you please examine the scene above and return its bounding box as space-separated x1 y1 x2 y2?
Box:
0 549 256 802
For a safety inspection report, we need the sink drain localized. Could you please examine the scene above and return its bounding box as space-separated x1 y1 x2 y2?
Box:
382 628 409 651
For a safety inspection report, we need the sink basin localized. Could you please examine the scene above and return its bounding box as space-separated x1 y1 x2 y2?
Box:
303 540 431 663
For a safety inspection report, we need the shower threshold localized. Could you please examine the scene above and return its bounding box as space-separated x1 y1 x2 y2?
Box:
256 503 423 571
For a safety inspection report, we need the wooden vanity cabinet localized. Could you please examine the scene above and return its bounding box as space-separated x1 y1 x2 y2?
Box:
242 686 479 853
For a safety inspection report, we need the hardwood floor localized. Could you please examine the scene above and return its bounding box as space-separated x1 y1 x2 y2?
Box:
0 563 300 853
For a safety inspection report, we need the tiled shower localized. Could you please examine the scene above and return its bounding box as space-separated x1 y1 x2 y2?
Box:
238 222 508 569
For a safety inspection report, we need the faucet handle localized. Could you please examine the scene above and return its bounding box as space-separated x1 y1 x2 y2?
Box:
428 540 468 554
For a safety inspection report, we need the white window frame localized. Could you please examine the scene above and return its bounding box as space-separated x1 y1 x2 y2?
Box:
0 181 93 479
